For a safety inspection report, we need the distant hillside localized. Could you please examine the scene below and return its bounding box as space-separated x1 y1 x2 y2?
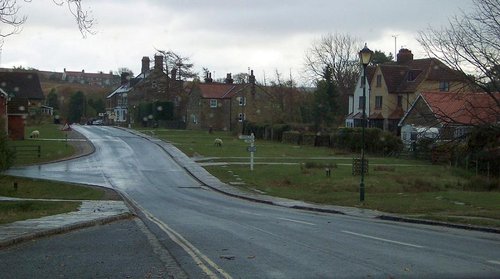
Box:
41 81 113 100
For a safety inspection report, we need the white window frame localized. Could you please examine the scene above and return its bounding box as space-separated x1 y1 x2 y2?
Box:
210 99 218 108
238 96 246 106
238 113 245 122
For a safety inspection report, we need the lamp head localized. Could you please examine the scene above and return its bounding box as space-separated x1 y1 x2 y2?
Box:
359 43 374 67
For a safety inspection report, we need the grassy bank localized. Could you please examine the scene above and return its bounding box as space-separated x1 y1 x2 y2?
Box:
146 128 500 228
1 123 104 224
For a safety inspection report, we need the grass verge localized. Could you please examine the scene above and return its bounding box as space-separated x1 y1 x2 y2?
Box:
147 128 500 228
0 201 80 225
0 176 105 200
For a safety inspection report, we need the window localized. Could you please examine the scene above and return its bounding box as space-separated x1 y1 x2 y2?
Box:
238 113 245 122
407 72 415 81
454 126 468 139
397 95 403 107
358 96 365 109
238 96 246 106
439 81 450 92
376 74 382 87
191 114 197 124
375 96 382 109
210 99 218 108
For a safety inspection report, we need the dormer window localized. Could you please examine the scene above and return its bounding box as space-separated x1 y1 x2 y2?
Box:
407 71 416 81
439 81 450 91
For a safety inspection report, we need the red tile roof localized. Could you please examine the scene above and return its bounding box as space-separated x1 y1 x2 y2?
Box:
420 92 499 125
197 83 245 99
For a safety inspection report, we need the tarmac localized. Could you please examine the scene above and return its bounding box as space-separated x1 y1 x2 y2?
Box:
1 127 498 249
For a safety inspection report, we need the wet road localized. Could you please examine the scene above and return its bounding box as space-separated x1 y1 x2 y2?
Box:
7 126 500 278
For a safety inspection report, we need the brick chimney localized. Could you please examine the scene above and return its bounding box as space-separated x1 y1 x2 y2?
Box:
249 70 255 84
204 72 213 83
171 68 177 80
141 56 150 74
397 48 414 64
225 73 234 84
154 55 163 71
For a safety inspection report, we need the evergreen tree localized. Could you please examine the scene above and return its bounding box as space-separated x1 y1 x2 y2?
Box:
312 66 341 129
68 91 86 123
46 89 59 109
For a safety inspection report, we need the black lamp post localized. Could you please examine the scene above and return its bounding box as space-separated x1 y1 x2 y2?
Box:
359 43 373 202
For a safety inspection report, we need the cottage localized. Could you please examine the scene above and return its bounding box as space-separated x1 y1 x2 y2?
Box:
346 48 467 134
399 92 500 148
186 71 274 132
107 55 185 126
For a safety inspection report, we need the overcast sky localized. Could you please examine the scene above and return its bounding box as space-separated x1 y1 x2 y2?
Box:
1 0 472 85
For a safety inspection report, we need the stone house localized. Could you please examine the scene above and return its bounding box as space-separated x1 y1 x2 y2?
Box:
107 55 185 126
186 71 274 132
0 71 45 139
105 72 140 124
399 92 499 148
346 48 467 134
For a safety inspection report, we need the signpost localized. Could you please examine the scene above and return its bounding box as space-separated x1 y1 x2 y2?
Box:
239 133 255 171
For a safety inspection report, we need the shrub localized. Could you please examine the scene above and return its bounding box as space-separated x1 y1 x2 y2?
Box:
282 131 301 145
463 176 499 191
302 133 316 146
331 128 402 156
302 162 338 169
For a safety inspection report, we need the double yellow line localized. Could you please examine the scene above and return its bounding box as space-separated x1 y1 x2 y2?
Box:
133 201 233 279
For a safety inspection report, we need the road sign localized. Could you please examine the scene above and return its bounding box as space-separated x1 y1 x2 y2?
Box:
239 135 254 140
247 146 256 152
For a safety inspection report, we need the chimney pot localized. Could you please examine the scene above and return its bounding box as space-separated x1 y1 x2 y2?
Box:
397 48 414 64
225 73 234 84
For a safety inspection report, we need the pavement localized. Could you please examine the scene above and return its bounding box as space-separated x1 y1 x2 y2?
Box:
1 127 498 250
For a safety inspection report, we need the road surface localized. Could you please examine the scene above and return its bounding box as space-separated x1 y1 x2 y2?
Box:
7 126 500 278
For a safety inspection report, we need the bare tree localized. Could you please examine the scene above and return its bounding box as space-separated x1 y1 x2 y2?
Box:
304 33 362 115
116 67 133 76
417 0 500 108
0 0 94 38
156 49 197 81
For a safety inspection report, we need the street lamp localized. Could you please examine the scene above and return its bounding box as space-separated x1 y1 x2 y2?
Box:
359 43 373 202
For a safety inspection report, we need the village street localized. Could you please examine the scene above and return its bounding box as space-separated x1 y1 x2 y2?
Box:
5 126 500 278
